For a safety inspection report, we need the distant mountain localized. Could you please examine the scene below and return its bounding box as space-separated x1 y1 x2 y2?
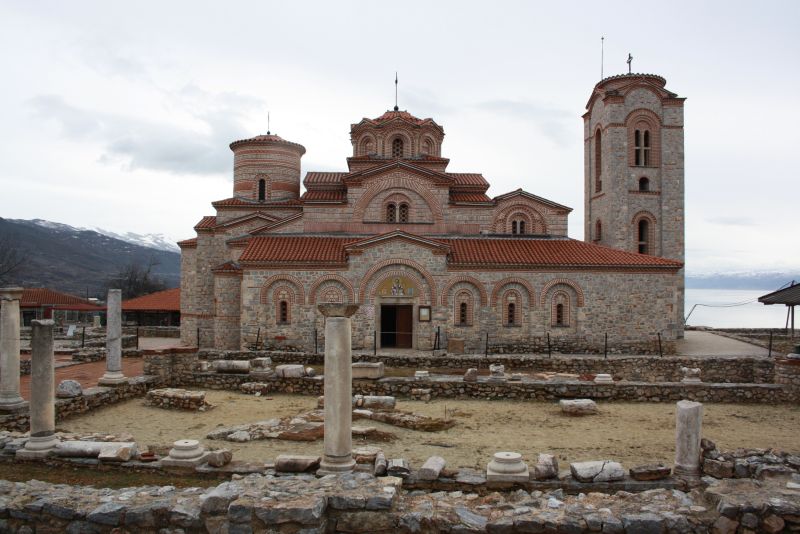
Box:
0 218 180 298
686 271 800 291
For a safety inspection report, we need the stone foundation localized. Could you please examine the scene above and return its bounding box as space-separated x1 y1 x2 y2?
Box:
145 388 213 411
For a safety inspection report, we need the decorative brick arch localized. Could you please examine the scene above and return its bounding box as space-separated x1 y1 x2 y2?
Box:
259 274 305 305
492 204 547 234
352 175 444 223
366 269 428 304
358 258 437 304
358 133 377 156
490 277 535 307
441 275 488 307
383 130 412 157
540 278 585 307
308 274 355 304
625 109 662 167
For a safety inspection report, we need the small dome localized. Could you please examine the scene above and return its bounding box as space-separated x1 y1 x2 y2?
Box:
229 133 306 154
372 110 428 125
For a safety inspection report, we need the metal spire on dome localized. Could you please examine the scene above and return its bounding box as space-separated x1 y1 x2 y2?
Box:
394 72 399 111
627 53 633 74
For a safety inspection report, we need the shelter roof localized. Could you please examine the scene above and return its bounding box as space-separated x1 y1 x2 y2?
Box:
20 288 103 310
122 288 180 312
759 283 800 306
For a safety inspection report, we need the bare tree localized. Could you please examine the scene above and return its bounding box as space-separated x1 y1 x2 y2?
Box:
0 234 24 285
106 258 167 299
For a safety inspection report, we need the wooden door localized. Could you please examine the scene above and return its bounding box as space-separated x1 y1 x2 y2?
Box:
396 305 413 348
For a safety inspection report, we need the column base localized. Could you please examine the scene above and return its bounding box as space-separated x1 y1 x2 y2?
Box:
98 372 128 386
673 465 700 480
17 433 59 459
317 455 356 475
0 398 28 413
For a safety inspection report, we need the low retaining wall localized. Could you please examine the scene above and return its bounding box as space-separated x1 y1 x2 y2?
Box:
124 326 181 338
0 376 159 432
199 349 775 384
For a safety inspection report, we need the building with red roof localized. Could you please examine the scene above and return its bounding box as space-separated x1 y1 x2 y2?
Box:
122 287 180 326
19 288 104 326
178 73 685 354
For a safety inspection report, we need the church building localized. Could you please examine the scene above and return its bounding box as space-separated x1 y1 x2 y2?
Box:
178 73 685 354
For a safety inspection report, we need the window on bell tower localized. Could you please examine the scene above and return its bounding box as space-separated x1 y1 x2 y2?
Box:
258 179 266 201
594 129 602 192
635 129 651 166
392 138 404 158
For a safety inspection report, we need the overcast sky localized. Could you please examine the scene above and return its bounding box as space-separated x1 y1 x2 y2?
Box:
1 1 798 275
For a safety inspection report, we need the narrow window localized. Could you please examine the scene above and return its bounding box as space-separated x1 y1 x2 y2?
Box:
386 203 396 222
459 302 468 325
639 177 650 191
638 219 650 254
594 129 602 192
278 301 289 324
511 220 518 234
595 220 602 241
519 220 526 235
642 130 651 166
258 179 266 201
507 303 516 325
398 203 409 223
392 138 404 158
556 303 564 326
634 130 642 166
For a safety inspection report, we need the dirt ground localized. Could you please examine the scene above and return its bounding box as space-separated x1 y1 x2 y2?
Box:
62 391 800 470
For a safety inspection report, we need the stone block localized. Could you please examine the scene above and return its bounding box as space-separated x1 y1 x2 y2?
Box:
447 338 465 354
354 395 395 410
594 373 613 383
56 380 83 398
275 454 321 473
559 399 598 415
205 449 233 467
418 456 446 481
570 460 624 482
387 458 410 477
463 368 479 382
352 362 384 379
275 364 306 378
629 464 671 481
212 360 251 374
98 443 137 462
703 458 734 479
532 453 558 480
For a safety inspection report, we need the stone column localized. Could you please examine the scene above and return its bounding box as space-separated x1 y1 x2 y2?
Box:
674 399 703 480
99 289 126 385
0 288 27 412
317 303 359 475
18 319 59 458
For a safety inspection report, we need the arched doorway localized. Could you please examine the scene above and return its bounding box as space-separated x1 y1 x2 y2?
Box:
375 276 417 348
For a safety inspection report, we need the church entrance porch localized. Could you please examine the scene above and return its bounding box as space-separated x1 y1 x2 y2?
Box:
379 304 413 348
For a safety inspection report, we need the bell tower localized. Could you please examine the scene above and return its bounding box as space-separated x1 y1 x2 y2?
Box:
583 73 686 333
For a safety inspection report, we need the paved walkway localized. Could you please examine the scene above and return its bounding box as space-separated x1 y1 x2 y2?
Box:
675 331 768 357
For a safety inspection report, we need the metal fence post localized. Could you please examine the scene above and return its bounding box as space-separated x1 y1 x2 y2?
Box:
196 327 200 348
373 330 377 356
314 328 318 354
604 333 608 359
484 332 489 357
768 331 773 357
657 332 663 357
136 326 139 350
547 332 551 358
81 326 86 348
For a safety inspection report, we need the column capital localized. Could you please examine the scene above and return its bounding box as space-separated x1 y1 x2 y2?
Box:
317 304 359 318
0 287 24 301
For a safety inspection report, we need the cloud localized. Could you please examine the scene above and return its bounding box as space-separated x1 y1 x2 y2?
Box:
29 89 265 175
473 99 574 146
705 216 758 226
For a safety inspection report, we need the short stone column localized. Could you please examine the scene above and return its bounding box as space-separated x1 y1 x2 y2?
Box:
99 289 126 385
674 399 703 480
0 288 27 412
317 303 359 475
18 320 59 458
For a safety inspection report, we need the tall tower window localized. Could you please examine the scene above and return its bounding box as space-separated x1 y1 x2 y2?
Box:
555 303 565 326
511 221 518 234
634 129 651 166
638 219 650 254
398 203 409 223
392 138 404 158
507 303 516 326
595 220 602 241
278 300 289 324
638 177 650 191
459 302 468 325
258 179 266 201
386 203 397 222
594 129 602 192
519 221 526 234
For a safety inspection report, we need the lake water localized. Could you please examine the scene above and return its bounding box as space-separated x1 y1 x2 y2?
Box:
685 288 791 328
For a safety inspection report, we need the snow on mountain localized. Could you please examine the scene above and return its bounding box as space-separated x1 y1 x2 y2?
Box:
25 219 180 253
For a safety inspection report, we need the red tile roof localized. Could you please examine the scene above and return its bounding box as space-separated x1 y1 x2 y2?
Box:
122 288 180 312
239 236 354 264
211 261 242 274
303 172 348 186
441 238 682 268
300 190 347 202
194 216 217 230
447 173 489 187
177 237 198 248
21 288 103 310
237 234 682 269
212 197 304 208
372 110 429 125
229 134 306 154
450 192 492 203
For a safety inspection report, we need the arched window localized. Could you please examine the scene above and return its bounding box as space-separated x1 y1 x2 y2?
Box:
519 221 526 235
594 129 602 192
360 137 374 156
386 203 396 222
556 303 564 326
398 203 409 223
278 300 289 324
455 290 473 326
511 221 518 235
507 302 516 326
422 138 434 155
392 138 404 158
551 290 571 327
595 220 602 241
638 177 650 191
257 179 266 201
638 219 650 254
459 302 468 325
634 129 651 166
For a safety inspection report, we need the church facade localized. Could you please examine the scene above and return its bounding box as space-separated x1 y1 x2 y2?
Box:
178 73 685 354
